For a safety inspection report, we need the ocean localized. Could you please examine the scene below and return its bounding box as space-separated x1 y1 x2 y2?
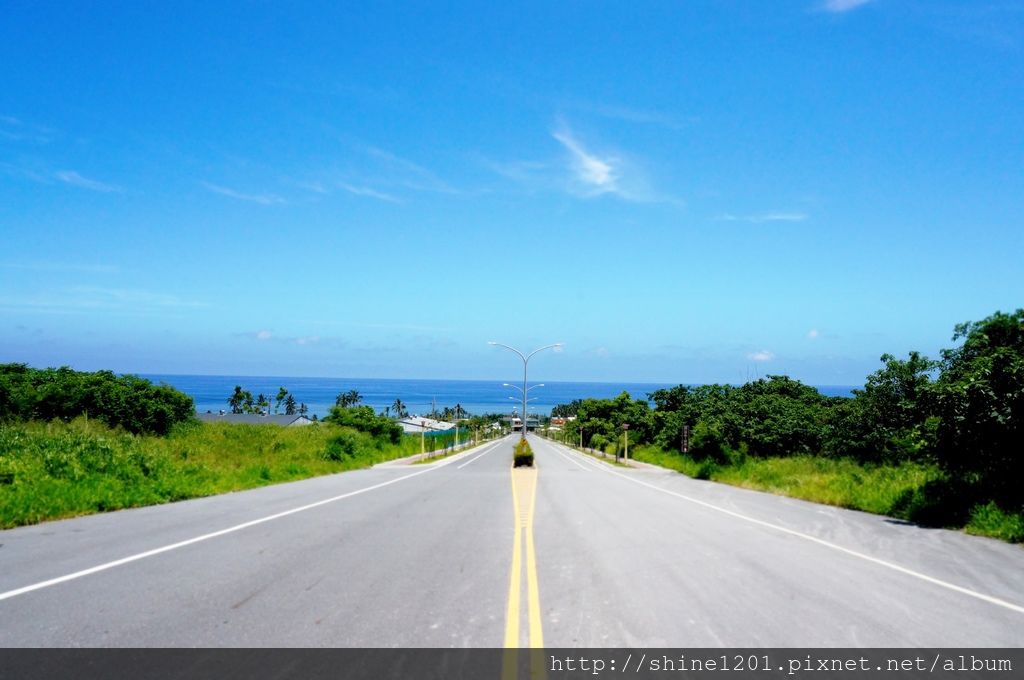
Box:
140 374 857 420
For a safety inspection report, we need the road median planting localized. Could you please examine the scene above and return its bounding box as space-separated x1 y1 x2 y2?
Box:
513 438 534 467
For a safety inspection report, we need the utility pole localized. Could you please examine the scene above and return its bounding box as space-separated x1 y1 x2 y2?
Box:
622 422 630 462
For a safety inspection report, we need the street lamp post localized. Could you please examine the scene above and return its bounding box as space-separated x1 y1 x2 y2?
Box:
490 342 562 440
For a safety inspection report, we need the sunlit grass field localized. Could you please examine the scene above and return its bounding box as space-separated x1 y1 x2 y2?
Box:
630 445 1023 543
0 418 425 528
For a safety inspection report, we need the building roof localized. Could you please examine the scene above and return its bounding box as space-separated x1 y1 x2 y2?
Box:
397 416 454 434
196 412 313 426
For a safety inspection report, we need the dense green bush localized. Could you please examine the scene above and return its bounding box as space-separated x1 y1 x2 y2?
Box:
0 364 194 435
322 405 403 444
929 309 1024 508
513 438 534 467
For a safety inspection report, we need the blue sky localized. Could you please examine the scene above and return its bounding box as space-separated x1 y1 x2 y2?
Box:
1 1 1022 385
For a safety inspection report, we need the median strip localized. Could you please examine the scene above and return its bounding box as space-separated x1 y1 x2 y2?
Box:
504 461 544 648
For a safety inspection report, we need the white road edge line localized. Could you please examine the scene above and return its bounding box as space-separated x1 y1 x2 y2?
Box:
548 443 591 471
545 439 1024 616
0 445 479 603
456 439 504 469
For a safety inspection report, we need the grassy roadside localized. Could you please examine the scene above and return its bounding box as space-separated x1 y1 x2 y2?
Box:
630 445 1024 543
0 417 423 529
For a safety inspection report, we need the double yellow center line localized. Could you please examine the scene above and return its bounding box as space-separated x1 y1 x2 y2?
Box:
504 465 544 648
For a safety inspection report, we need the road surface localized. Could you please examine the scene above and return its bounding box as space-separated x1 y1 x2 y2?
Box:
1 434 1021 646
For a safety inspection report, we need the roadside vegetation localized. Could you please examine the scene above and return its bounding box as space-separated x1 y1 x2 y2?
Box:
550 309 1024 543
0 417 427 529
0 367 507 528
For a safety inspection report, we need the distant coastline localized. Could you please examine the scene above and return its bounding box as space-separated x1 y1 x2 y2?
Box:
141 373 857 419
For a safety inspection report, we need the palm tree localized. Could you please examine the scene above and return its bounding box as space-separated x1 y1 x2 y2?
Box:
391 398 408 418
335 389 361 408
228 385 246 414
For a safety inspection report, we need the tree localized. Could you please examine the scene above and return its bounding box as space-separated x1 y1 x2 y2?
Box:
551 399 582 418
299 402 308 416
256 393 269 414
275 387 289 414
391 398 408 419
284 394 297 416
825 353 937 462
335 389 361 408
228 385 246 414
930 309 1024 507
0 364 193 435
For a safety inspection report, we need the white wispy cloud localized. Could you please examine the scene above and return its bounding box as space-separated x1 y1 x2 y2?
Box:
55 170 122 193
338 182 402 203
552 126 619 195
747 350 775 362
238 329 337 347
0 115 55 144
807 329 821 340
0 286 207 314
1 261 118 274
364 146 459 195
716 212 809 223
577 102 694 129
202 182 285 205
549 122 674 203
821 0 874 13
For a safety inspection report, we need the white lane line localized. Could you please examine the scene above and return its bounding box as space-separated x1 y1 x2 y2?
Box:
456 439 504 469
549 440 1024 616
541 440 590 471
0 450 472 603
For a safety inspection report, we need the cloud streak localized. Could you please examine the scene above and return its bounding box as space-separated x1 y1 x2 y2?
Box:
0 286 207 315
821 0 874 13
364 146 460 195
339 182 402 203
1 261 118 274
55 170 122 193
202 182 285 205
552 127 619 195
747 350 775 362
716 212 809 223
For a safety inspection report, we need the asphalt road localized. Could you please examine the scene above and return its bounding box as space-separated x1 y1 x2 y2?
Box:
0 434 1021 647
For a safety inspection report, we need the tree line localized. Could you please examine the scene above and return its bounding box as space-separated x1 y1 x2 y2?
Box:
0 364 194 436
227 385 309 416
553 309 1024 519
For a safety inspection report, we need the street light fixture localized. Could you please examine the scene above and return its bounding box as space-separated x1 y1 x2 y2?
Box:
489 342 562 438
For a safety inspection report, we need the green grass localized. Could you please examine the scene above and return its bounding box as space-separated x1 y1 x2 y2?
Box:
965 502 1024 543
630 445 1023 543
0 417 423 528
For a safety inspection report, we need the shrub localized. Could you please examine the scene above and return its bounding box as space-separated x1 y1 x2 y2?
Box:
0 364 194 435
322 405 403 444
513 438 534 467
323 431 362 461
